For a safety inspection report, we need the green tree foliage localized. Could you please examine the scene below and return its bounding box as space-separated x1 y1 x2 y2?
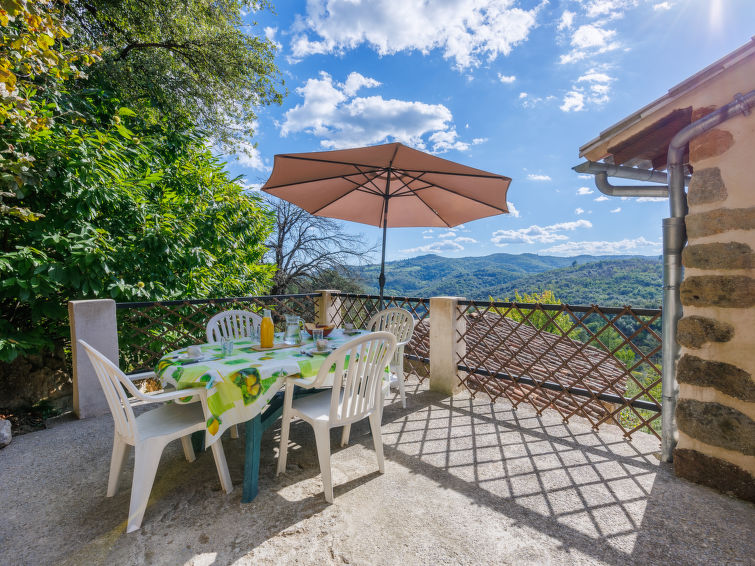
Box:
67 0 284 150
496 290 573 334
0 91 274 362
1 0 100 221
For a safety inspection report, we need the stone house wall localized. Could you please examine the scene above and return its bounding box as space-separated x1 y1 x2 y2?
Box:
674 100 755 502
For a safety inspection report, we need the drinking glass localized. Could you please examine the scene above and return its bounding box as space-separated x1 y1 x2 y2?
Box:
284 315 302 345
312 328 324 346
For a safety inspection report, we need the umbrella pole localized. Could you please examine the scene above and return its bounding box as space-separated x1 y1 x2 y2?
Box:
378 197 388 310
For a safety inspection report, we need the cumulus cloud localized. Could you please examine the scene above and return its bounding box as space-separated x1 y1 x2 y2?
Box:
610 207 621 213
560 24 620 64
558 10 575 30
455 236 478 244
235 140 267 171
575 207 585 215
595 195 609 202
438 231 458 239
401 240 465 254
527 173 552 181
281 71 473 151
507 201 520 217
541 236 661 256
498 74 516 83
653 1 672 10
491 219 592 246
518 91 557 109
637 196 667 202
561 69 614 112
584 0 638 18
577 187 594 195
289 0 545 70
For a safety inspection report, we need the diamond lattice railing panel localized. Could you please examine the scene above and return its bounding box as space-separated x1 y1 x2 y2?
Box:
117 294 319 373
329 294 431 383
453 301 662 439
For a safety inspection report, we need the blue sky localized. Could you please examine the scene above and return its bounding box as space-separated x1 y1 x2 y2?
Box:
226 0 755 263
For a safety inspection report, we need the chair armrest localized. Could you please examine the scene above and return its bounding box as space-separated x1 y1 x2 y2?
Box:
139 387 206 405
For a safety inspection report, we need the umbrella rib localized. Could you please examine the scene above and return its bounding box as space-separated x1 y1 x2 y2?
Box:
394 168 510 214
263 168 385 191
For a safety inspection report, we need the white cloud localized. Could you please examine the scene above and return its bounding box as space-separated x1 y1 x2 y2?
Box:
577 187 594 195
456 224 466 229
560 90 584 112
541 236 661 256
498 74 517 83
264 26 282 50
491 219 592 245
575 207 585 215
281 71 474 151
438 231 458 238
560 24 620 64
527 173 552 181
401 240 465 254
558 10 575 31
471 137 488 144
610 207 621 213
584 0 638 18
519 92 557 109
422 229 434 233
578 174 592 179
235 140 267 171
637 196 667 202
455 236 478 244
290 0 545 70
594 195 609 202
653 1 672 10
507 201 520 217
562 69 614 112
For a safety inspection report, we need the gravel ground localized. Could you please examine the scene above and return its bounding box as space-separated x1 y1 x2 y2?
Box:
1 377 753 566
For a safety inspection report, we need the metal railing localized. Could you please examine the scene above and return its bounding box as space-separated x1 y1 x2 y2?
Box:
116 294 319 373
453 300 662 439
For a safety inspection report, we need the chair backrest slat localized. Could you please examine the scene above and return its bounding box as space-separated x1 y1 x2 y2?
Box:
78 340 142 441
318 332 396 425
367 308 415 368
206 310 262 343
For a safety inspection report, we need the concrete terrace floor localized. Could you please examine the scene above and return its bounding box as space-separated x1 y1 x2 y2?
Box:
1 377 753 566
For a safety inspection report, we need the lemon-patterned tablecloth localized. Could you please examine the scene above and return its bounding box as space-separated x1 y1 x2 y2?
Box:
156 329 369 445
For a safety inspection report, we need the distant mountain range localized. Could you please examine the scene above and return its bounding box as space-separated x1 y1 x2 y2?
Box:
354 253 663 308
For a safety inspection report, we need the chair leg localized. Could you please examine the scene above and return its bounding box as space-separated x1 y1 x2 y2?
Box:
210 438 233 494
277 386 294 475
180 435 196 462
369 411 385 474
313 423 333 503
107 434 128 497
340 423 351 447
395 358 407 409
128 440 164 533
230 424 239 439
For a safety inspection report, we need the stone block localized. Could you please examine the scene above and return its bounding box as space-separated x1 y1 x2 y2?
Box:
674 448 755 502
690 128 734 162
0 418 10 448
682 242 753 270
680 275 755 308
676 399 755 456
685 207 755 239
677 354 753 401
677 315 733 348
687 167 727 206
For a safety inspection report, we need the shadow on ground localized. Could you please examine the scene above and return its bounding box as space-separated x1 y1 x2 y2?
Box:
1 378 752 565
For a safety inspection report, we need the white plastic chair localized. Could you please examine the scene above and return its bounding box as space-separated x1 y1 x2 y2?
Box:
276 332 397 503
367 308 415 408
206 309 262 343
206 309 262 439
78 340 233 533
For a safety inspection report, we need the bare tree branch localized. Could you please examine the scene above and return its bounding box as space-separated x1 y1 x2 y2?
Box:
264 197 375 294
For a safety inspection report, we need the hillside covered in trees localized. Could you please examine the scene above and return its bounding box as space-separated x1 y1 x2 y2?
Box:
355 254 663 308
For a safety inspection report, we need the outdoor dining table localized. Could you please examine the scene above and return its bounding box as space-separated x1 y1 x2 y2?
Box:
155 327 371 502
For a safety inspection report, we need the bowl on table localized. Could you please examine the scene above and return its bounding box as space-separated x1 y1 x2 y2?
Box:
303 322 335 337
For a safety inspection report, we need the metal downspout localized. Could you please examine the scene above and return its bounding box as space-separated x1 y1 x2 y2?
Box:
661 89 755 462
594 172 669 197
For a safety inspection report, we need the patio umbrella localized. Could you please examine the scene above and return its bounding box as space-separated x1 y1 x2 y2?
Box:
261 142 511 303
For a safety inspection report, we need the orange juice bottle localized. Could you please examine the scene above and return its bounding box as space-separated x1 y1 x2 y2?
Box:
260 309 274 348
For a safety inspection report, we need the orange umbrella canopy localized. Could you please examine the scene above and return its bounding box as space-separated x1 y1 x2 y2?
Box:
261 142 511 228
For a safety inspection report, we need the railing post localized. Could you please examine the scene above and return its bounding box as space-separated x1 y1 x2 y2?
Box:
315 289 340 325
69 299 118 418
429 296 466 395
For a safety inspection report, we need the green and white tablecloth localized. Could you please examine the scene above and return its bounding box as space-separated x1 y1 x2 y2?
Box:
155 329 369 445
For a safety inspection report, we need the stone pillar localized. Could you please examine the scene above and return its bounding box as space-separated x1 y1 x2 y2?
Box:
69 299 119 418
674 104 755 502
429 296 466 396
315 290 340 326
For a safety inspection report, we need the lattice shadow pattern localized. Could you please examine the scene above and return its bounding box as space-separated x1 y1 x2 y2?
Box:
117 294 318 373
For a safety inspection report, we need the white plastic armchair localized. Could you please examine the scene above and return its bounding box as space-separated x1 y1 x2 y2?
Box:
367 308 415 408
276 332 397 503
78 340 233 533
206 309 262 343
